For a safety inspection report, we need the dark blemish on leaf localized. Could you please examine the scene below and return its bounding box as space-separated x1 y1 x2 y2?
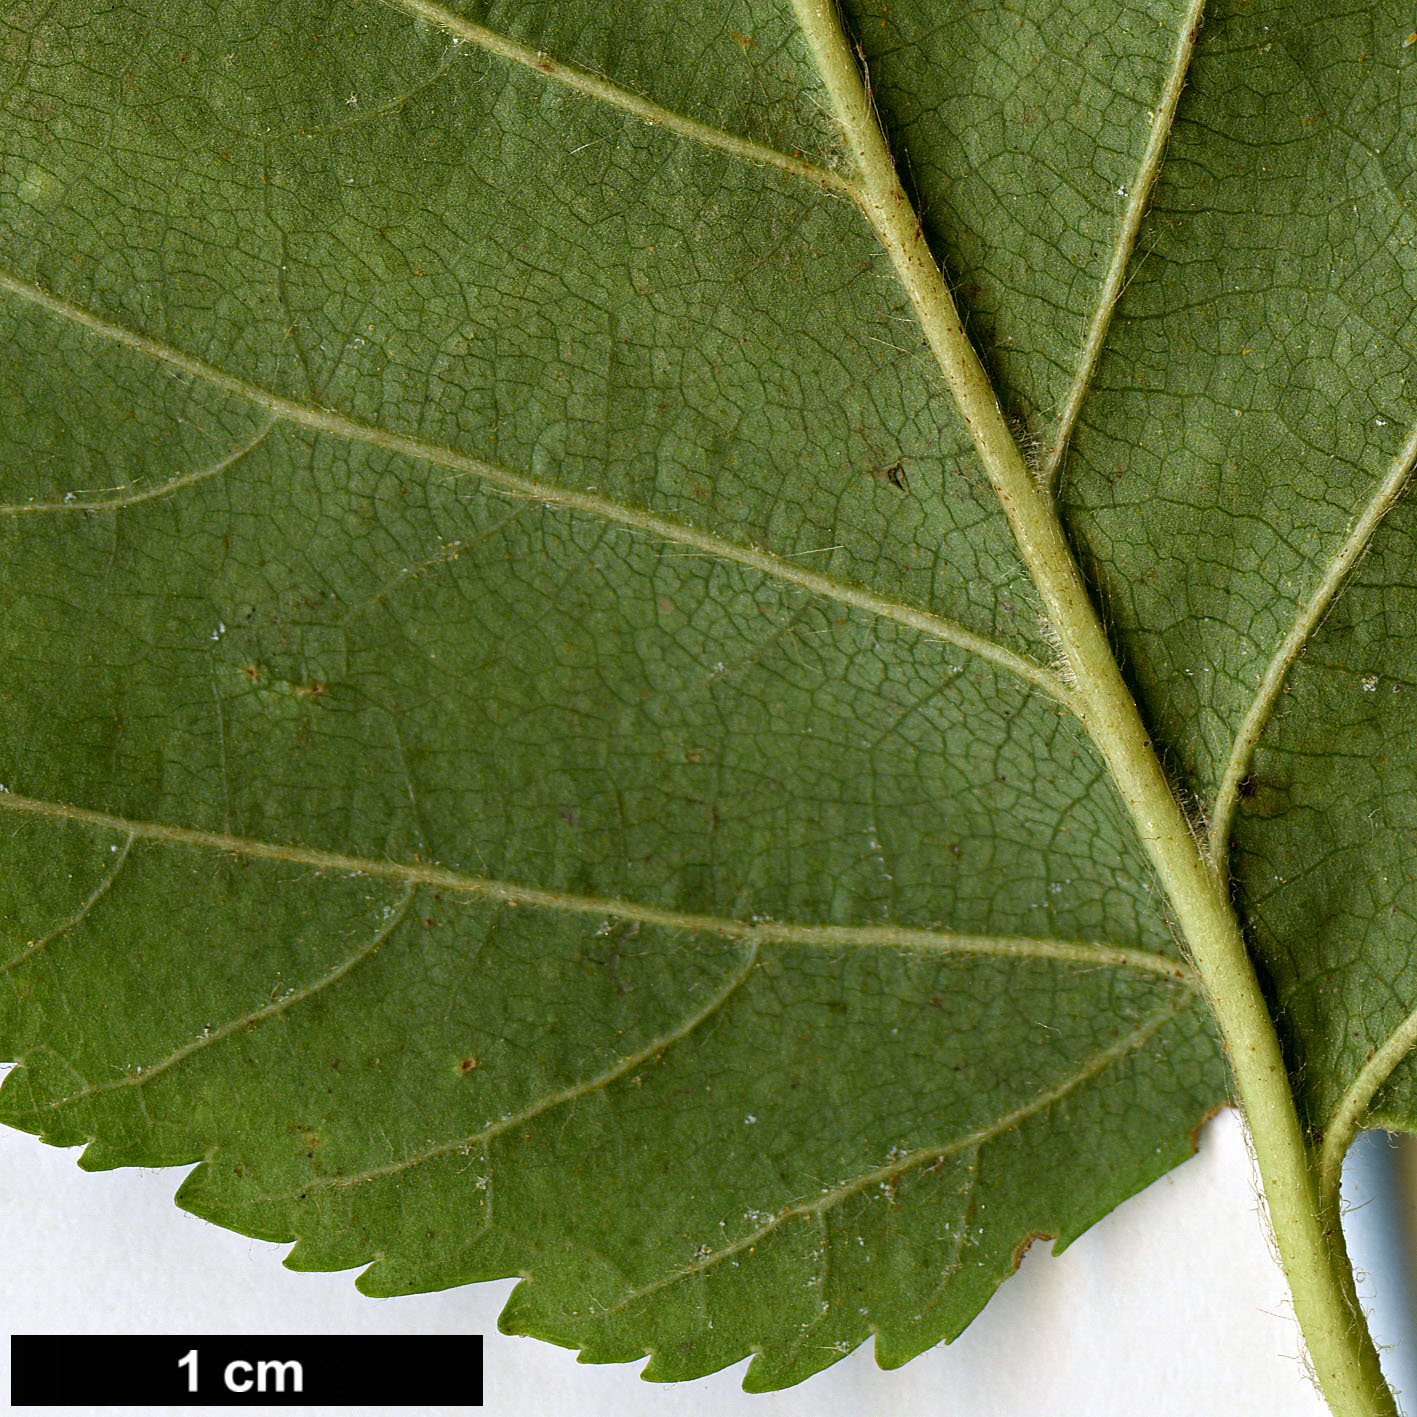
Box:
1188 1101 1230 1152
458 1057 478 1073
1010 1230 1054 1271
292 681 325 697
1238 774 1289 818
865 459 910 495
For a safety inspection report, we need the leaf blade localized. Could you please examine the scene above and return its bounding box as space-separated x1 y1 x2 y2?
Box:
0 0 1242 1388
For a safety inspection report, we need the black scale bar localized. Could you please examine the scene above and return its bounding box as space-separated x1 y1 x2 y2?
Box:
10 1335 483 1406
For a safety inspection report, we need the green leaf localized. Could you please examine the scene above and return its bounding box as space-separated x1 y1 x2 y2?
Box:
0 0 1410 1402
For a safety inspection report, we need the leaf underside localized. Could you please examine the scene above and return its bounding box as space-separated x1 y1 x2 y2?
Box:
1 0 1414 1389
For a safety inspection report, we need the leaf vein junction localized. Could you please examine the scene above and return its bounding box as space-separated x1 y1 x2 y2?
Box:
1318 996 1417 1209
1208 418 1417 871
371 0 855 196
41 887 418 1111
0 790 1193 982
597 993 1195 1315
0 268 1069 705
1040 0 1207 490
0 419 278 517
286 941 765 1195
1 833 135 972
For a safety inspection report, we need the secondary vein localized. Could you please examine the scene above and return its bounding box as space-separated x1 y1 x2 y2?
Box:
1208 421 1417 874
0 267 1071 706
1318 998 1417 1212
0 789 1191 982
43 887 417 1111
0 419 277 516
1 833 134 972
370 0 856 197
277 943 765 1195
1040 0 1207 492
599 992 1194 1313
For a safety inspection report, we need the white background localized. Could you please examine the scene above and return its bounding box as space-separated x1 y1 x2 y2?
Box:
7 1099 1394 1417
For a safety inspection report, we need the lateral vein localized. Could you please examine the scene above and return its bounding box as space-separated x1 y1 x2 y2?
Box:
0 268 1071 705
1040 0 1206 492
370 0 856 197
1208 422 1417 874
44 888 416 1110
0 790 1192 983
2 834 135 972
0 419 277 516
599 993 1194 1312
1318 998 1417 1211
280 944 764 1195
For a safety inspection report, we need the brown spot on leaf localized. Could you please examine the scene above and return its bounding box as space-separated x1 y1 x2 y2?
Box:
1011 1230 1054 1271
1188 1100 1231 1153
